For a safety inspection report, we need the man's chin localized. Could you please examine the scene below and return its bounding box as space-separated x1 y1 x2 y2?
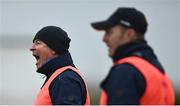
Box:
36 63 42 69
108 52 113 57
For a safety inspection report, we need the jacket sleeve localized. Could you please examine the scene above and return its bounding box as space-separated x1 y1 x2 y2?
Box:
49 70 85 105
101 63 146 105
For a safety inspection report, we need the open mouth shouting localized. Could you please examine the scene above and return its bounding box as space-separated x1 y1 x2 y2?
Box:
33 53 41 68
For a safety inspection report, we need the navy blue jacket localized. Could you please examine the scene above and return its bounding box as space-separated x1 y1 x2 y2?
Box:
36 53 86 105
101 40 165 105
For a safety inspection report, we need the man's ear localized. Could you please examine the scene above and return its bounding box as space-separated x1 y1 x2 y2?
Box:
52 51 56 55
126 28 137 41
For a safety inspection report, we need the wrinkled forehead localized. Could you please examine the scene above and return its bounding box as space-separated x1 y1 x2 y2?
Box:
33 39 45 44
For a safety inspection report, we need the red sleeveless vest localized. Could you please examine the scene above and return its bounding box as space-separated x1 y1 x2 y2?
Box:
100 56 174 105
35 66 90 105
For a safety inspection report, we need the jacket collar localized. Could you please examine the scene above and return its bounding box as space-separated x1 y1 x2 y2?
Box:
112 40 155 62
36 52 74 77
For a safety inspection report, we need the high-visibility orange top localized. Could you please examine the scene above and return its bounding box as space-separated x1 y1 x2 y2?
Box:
35 66 90 105
100 56 174 105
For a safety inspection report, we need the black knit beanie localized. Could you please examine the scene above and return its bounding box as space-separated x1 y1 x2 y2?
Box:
33 26 71 55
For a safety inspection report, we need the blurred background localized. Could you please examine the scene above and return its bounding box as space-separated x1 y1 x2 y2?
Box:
0 0 180 105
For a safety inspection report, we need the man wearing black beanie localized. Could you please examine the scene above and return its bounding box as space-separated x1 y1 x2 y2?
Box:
30 26 90 105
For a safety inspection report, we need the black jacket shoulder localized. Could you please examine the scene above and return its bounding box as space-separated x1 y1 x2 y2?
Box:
49 69 86 105
101 63 146 104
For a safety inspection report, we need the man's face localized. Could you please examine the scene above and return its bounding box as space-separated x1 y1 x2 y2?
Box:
30 39 57 68
103 25 131 57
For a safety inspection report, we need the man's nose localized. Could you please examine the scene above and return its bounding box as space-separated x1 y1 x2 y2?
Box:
103 34 108 43
30 43 35 51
